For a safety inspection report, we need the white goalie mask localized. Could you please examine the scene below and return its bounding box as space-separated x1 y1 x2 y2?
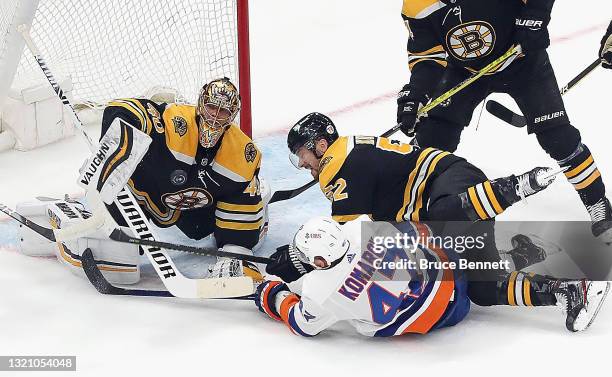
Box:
292 217 350 270
196 77 240 148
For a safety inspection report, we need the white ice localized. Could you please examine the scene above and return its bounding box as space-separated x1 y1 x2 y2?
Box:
1 1 612 376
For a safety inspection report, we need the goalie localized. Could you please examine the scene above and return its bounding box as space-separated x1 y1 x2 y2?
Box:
17 78 269 284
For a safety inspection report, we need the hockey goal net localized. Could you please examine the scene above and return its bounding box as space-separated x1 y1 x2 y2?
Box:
0 0 251 137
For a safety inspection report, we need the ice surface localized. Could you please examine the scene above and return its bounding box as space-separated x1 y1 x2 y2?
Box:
1 1 611 375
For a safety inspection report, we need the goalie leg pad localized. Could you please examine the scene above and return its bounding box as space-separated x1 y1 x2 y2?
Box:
47 200 141 285
16 198 62 256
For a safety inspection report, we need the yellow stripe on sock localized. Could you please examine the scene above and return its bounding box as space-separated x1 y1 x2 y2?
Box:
468 186 488 220
574 170 601 190
508 271 518 306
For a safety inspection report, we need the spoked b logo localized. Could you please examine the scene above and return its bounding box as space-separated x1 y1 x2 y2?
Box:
446 21 496 60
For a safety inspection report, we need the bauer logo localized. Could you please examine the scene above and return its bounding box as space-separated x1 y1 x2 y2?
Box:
534 111 565 124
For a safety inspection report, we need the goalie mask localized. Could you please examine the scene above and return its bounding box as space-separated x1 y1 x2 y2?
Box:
292 217 350 270
196 77 240 148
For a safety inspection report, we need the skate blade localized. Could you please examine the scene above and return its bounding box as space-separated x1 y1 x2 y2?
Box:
573 281 611 332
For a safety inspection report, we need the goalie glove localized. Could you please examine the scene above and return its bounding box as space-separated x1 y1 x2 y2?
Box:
396 84 428 137
514 0 554 54
265 244 314 283
600 21 612 69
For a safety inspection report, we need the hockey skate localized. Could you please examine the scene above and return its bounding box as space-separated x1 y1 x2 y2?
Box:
553 279 610 332
500 234 547 270
587 198 612 243
494 167 557 205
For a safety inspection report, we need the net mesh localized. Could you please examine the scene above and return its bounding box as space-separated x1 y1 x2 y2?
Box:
11 0 240 105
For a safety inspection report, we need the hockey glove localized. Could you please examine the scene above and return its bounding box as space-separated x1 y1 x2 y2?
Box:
514 1 553 54
600 21 612 69
255 280 290 321
397 84 427 137
265 244 314 283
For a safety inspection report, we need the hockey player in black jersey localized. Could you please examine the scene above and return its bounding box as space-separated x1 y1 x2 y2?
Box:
601 20 612 69
280 112 612 325
396 0 612 241
94 78 268 280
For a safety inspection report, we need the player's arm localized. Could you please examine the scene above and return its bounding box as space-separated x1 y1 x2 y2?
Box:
397 2 447 136
600 20 612 69
213 172 265 249
101 98 153 138
79 99 153 204
255 281 338 337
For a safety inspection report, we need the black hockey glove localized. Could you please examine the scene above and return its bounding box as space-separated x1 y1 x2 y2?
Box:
397 84 427 137
265 244 314 283
514 2 553 54
600 21 612 69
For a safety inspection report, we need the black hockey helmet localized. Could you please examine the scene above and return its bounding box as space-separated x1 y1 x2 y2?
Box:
287 112 339 155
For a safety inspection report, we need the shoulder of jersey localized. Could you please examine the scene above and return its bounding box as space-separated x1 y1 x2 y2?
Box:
211 124 261 183
159 103 200 165
402 0 446 19
318 136 355 189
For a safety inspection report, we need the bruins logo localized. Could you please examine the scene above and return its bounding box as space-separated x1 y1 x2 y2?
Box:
172 116 188 137
446 21 496 61
162 189 212 210
244 142 257 163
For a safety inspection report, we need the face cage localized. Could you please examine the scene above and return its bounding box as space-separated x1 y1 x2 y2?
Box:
197 103 237 148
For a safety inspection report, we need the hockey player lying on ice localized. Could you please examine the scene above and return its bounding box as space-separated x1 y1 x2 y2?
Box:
17 78 268 284
252 112 610 335
255 216 610 336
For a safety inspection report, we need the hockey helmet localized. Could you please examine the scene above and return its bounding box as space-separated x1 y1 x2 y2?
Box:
291 216 350 270
196 77 240 148
287 112 339 168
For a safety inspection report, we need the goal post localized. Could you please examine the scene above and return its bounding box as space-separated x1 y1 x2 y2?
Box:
0 0 252 144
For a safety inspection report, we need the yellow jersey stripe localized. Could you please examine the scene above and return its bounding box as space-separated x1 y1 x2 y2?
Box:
483 181 504 215
396 148 436 221
410 151 449 221
319 137 352 189
124 99 151 135
468 186 488 220
216 218 263 231
508 271 518 306
216 201 263 213
332 214 361 223
564 155 594 179
108 100 147 134
574 169 601 190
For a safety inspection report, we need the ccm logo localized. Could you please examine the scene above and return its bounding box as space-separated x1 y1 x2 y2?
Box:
516 19 543 29
535 111 565 124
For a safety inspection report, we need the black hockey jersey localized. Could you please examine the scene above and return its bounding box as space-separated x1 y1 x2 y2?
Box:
317 136 463 223
402 0 528 95
101 98 264 248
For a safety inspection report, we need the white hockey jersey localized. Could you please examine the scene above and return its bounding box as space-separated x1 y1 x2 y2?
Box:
272 219 470 337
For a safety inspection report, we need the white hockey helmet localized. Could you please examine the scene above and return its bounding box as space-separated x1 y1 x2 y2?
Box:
292 217 350 270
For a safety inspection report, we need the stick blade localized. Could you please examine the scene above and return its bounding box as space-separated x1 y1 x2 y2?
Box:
486 100 527 128
196 276 256 299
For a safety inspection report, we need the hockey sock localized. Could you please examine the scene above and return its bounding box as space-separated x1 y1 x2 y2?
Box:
498 272 558 307
558 143 606 207
459 180 510 221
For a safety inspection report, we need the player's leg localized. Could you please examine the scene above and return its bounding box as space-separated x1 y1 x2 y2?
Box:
507 51 611 240
17 197 141 284
414 68 491 152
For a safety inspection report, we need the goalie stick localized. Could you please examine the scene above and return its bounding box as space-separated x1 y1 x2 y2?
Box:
81 249 255 300
485 58 600 128
19 25 256 299
269 45 522 204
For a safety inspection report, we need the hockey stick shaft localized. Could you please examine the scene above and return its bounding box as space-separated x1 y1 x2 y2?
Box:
486 58 600 127
0 202 56 242
19 25 256 299
270 45 522 203
109 229 274 264
81 249 254 300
